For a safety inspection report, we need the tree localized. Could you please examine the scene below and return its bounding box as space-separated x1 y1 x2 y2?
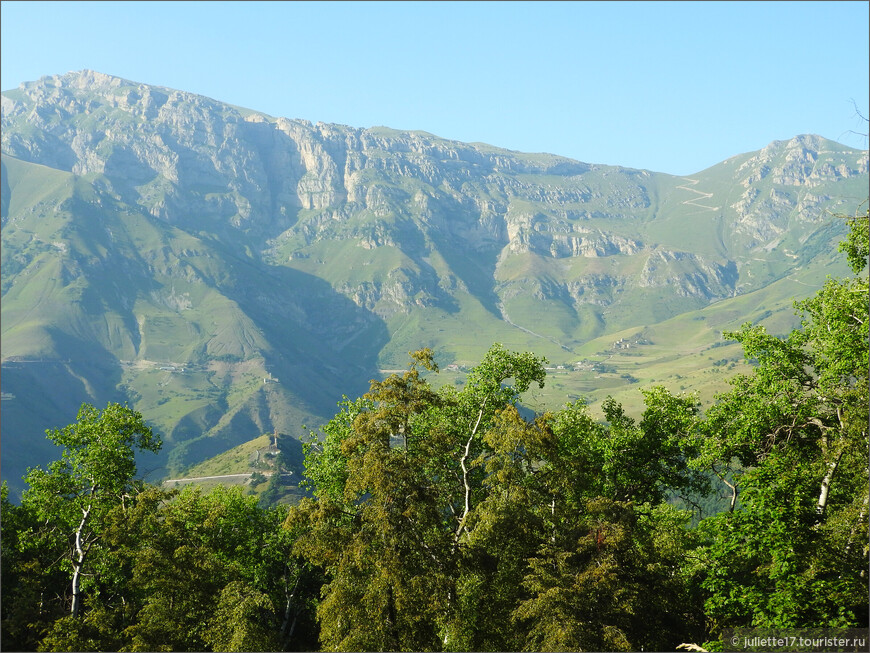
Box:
111 485 318 652
34 486 173 653
601 388 709 505
1 481 68 651
25 481 321 653
513 498 699 652
20 403 161 620
290 344 549 651
696 209 869 643
292 344 709 651
472 398 705 652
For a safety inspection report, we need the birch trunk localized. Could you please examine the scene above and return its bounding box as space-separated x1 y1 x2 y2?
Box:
816 445 844 518
71 502 92 618
455 399 486 543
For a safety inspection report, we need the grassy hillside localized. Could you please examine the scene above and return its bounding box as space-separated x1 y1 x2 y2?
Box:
2 73 866 500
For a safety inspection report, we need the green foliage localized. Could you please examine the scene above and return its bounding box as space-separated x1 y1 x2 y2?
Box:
288 209 868 652
4 206 867 652
291 344 707 651
291 344 551 651
839 208 870 275
1 482 68 651
600 389 707 504
301 396 375 503
514 499 699 653
13 403 161 627
205 581 281 652
114 486 312 651
3 434 320 652
23 402 161 521
695 209 869 645
258 468 285 507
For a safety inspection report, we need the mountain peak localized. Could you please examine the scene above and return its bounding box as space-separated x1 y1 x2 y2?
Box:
15 69 130 92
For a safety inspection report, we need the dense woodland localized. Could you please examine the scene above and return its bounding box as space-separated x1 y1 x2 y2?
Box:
1 210 867 652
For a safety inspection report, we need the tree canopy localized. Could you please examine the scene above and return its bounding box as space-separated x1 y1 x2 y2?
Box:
2 209 867 651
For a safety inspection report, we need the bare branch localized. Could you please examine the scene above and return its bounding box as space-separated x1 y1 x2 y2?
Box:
454 398 487 544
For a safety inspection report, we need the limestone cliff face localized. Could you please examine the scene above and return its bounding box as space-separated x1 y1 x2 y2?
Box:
729 135 869 247
3 71 867 325
0 73 595 249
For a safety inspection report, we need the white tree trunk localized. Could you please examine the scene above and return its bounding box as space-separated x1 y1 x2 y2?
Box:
816 446 844 518
71 502 92 618
455 399 486 543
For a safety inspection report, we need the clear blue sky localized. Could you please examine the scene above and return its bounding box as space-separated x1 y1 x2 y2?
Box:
1 0 868 174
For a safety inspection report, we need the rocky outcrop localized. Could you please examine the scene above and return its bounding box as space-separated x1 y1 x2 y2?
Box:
3 70 867 321
728 135 868 247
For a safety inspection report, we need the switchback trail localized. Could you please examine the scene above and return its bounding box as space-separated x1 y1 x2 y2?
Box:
676 177 719 211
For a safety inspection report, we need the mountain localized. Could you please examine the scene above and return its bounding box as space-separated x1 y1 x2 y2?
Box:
2 70 867 496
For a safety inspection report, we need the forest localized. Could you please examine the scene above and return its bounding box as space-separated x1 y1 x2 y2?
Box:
1 210 867 652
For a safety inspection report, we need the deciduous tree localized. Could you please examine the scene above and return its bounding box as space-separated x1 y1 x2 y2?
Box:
696 209 869 643
20 403 161 620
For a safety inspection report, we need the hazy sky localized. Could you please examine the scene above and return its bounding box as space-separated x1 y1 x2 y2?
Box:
1 0 868 174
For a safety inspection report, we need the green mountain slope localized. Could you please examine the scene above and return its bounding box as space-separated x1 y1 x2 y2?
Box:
2 70 867 497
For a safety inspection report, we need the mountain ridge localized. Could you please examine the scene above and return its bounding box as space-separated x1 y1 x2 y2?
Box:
2 70 867 497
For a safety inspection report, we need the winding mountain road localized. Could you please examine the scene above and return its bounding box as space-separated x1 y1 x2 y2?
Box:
162 471 293 485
